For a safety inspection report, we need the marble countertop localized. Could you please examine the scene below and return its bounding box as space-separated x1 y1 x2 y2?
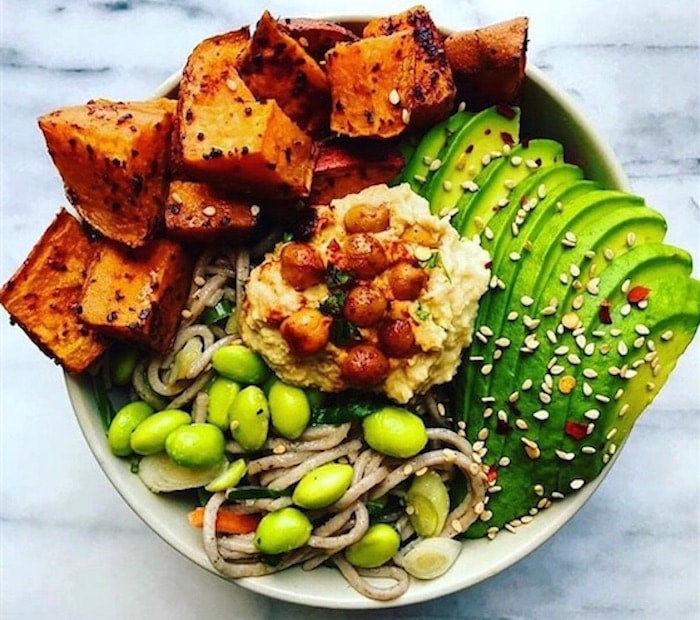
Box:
1 1 698 618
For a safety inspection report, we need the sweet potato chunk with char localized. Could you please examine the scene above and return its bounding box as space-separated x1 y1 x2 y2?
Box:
277 17 359 62
0 210 108 373
237 11 331 136
180 99 316 199
364 5 456 128
326 33 415 139
165 180 260 243
81 239 192 353
445 17 529 108
174 28 255 170
38 99 175 247
310 142 405 204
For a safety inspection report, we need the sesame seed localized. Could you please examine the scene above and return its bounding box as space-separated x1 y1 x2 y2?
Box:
562 238 577 248
458 101 467 112
541 305 557 316
499 456 511 467
617 341 629 356
582 381 593 397
429 158 443 172
544 373 554 387
560 273 569 285
587 278 601 295
422 155 433 166
619 403 630 417
508 391 520 403
529 507 539 516
661 329 674 341
550 364 565 376
414 246 433 261
606 428 618 440
592 330 605 338
484 227 494 240
576 334 588 349
481 364 493 376
504 178 516 189
596 394 611 403
608 366 620 376
503 144 512 156
472 441 484 452
546 330 558 344
526 159 539 169
226 78 239 92
604 248 615 261
568 354 582 365
638 299 648 309
510 251 522 262
622 368 638 379
487 528 498 540
539 392 552 404
194 275 206 287
405 504 415 515
511 156 523 166
589 263 598 278
583 368 599 379
620 303 632 317
556 449 575 461
569 264 581 278
469 355 484 362
537 497 549 508
250 205 261 216
443 180 453 191
388 88 401 105
533 409 550 421
632 359 645 369
608 443 617 455
584 250 597 259
481 395 496 403
610 328 622 337
570 479 585 490
273 444 287 454
479 325 494 337
451 518 464 532
495 337 511 348
476 332 488 344
572 294 585 310
647 340 656 352
170 191 183 204
554 345 570 356
497 197 509 208
647 381 656 391
626 232 637 247
533 484 545 496
482 154 492 166
497 409 508 422
483 407 494 418
403 464 414 475
511 222 520 237
515 419 528 431
621 279 631 294
522 378 533 391
634 324 650 336
181 308 193 319
477 428 489 441
298 36 309 48
584 408 601 421
401 108 411 124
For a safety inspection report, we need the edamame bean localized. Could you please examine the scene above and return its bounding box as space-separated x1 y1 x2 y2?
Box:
362 407 427 458
268 380 311 439
130 409 191 455
344 524 400 568
229 386 269 451
207 377 241 430
205 458 247 492
108 400 154 456
254 507 312 554
165 423 226 468
110 345 140 386
292 463 353 509
212 344 271 385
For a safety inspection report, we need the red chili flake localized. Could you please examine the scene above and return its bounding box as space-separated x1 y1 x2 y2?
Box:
565 421 589 441
627 286 651 304
599 300 613 324
487 465 498 485
500 131 515 145
485 260 493 269
328 239 340 253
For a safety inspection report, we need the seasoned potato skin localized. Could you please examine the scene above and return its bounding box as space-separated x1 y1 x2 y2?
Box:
277 17 359 61
237 11 331 136
38 99 175 247
80 239 192 353
280 243 325 290
280 309 332 355
341 344 390 386
165 180 259 244
0 210 107 373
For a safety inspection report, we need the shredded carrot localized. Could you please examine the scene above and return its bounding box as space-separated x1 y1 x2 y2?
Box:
187 506 261 534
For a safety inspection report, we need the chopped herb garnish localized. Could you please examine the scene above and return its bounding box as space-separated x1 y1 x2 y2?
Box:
129 457 140 474
416 303 432 321
319 290 348 317
326 263 356 290
330 317 362 346
419 251 441 269
201 298 234 325
311 393 389 424
282 231 294 242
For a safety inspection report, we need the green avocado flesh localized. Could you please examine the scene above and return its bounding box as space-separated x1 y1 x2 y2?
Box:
406 115 700 538
423 106 521 216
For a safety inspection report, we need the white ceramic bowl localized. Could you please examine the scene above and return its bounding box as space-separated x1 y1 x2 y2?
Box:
66 18 630 609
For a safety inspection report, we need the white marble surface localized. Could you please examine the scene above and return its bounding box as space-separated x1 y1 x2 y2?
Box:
1 1 698 618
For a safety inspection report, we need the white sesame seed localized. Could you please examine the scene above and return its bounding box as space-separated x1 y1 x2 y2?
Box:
483 407 494 418
495 337 511 348
443 180 453 192
582 381 593 397
647 339 656 352
572 294 585 310
429 158 443 172
503 144 512 156
638 299 648 309
560 272 569 285
595 394 611 403
458 101 467 112
617 341 629 356
472 441 484 452
414 246 433 262
570 478 585 490
526 158 540 169
634 324 650 336
181 308 193 319
413 174 427 183
554 345 570 356
539 392 552 404
621 279 631 294
521 379 533 391
661 329 674 341
610 328 622 337
619 403 630 417
510 251 522 262
537 184 548 199
508 310 519 322
623 368 638 379
537 497 549 508
484 227 494 240
481 154 492 166
556 449 575 461
521 295 534 307
481 396 496 403
608 366 620 376
497 197 509 208
584 408 601 421
273 444 286 454
584 250 596 259
515 419 529 431
533 409 550 421
587 278 601 295
608 443 618 455
533 484 545 496
583 368 598 379
544 372 554 387
511 156 522 166
504 178 516 189
576 335 589 349
606 428 618 440
469 355 484 362
550 365 565 376
541 305 557 316
493 349 503 360
626 231 637 247
250 205 261 216
226 78 239 92
479 325 493 337
647 381 656 391
170 191 183 204
511 222 520 237
550 492 564 501
476 332 488 344
580 446 596 456
481 364 493 376
604 248 615 261
546 330 558 344
620 303 632 317
401 108 411 124
389 88 401 105
569 354 583 365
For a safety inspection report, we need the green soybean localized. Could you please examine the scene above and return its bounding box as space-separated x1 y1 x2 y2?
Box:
268 380 311 439
292 463 353 509
229 386 269 451
165 423 225 468
212 344 271 385
344 524 401 568
108 400 154 456
406 471 450 537
130 409 191 455
362 407 427 458
205 458 248 492
110 345 140 386
207 377 241 430
255 507 312 554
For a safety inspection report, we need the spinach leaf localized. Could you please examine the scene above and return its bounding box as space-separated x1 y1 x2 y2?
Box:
311 394 388 425
201 298 234 325
330 317 362 347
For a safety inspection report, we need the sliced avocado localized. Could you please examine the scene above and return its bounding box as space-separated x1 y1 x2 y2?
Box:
555 270 699 493
452 139 565 239
400 110 474 193
423 106 521 216
465 243 693 537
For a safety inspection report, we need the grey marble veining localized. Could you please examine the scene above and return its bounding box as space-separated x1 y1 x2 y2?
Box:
1 1 698 618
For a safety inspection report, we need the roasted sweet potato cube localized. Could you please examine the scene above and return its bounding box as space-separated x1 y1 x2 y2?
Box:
277 17 359 61
81 239 192 353
237 11 331 136
165 180 260 243
326 33 415 139
364 5 456 128
445 17 529 108
310 142 405 204
38 99 175 247
0 210 108 373
180 99 316 198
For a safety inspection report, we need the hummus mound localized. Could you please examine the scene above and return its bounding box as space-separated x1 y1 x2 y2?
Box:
240 183 490 403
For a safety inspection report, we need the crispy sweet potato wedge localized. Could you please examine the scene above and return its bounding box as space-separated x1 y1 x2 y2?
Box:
310 142 405 204
363 5 456 128
445 16 529 108
165 180 260 243
81 239 192 353
38 99 175 247
179 99 316 198
237 11 331 136
0 210 108 373
277 17 359 61
326 32 416 139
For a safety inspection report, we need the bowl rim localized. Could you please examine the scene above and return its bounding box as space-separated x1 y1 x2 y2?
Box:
65 16 630 610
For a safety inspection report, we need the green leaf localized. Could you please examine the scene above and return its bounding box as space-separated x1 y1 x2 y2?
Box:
310 393 389 424
330 317 362 347
325 263 356 290
202 298 234 325
319 290 347 317
419 251 441 269
90 372 116 431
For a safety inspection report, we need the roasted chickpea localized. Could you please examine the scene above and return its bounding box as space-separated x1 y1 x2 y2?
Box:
401 224 440 248
343 234 388 279
387 261 429 300
344 204 390 234
280 243 325 290
343 285 387 327
378 319 416 358
341 344 390 386
280 309 332 355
